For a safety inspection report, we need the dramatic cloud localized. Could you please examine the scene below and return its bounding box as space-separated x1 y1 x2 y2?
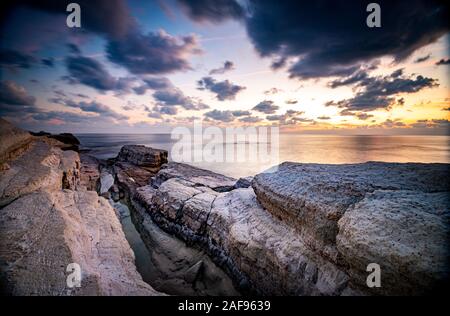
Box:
266 110 305 124
204 109 235 122
53 99 128 120
41 57 55 67
65 55 117 91
415 54 431 63
177 0 245 23
252 101 279 114
64 54 135 94
106 30 201 75
4 0 135 39
197 76 246 101
153 86 209 111
231 110 251 117
239 116 262 123
133 77 172 95
209 61 235 75
327 70 439 112
0 80 36 106
0 50 37 69
0 80 37 115
329 70 369 88
179 0 449 79
436 58 450 65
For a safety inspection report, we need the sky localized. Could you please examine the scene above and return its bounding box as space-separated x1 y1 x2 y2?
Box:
0 0 449 134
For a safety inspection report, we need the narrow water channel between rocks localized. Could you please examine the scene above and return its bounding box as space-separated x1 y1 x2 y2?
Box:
110 200 240 296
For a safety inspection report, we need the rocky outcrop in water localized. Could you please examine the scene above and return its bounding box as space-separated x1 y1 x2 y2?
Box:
0 119 161 296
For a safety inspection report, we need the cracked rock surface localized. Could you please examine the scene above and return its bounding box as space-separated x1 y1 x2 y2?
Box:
132 159 449 295
0 119 161 296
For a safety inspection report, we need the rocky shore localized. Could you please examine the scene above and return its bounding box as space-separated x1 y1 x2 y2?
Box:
1 118 449 296
0 119 160 295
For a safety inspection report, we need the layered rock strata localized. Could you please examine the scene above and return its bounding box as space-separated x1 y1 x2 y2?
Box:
0 120 160 296
125 156 449 295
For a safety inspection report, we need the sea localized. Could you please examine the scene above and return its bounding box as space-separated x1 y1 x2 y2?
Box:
76 133 450 178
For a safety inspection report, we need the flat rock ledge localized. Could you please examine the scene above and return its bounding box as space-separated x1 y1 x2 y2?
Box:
129 159 449 295
0 119 161 296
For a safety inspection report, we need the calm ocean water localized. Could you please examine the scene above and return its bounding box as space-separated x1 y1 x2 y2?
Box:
77 134 450 178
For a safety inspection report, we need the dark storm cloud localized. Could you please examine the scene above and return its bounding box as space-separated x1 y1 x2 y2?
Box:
177 0 245 23
0 50 37 69
436 58 450 65
204 109 235 122
197 76 246 101
153 86 209 111
328 70 438 112
157 106 178 116
252 101 279 114
209 61 235 75
178 0 449 79
4 0 135 39
247 1 449 79
106 31 201 75
4 1 200 76
415 54 431 63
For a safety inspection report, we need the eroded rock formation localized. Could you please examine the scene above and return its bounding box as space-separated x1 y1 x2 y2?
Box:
125 155 450 295
1 121 449 296
0 119 161 296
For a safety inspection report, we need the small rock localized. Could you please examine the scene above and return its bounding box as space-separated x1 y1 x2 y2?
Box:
234 176 253 189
